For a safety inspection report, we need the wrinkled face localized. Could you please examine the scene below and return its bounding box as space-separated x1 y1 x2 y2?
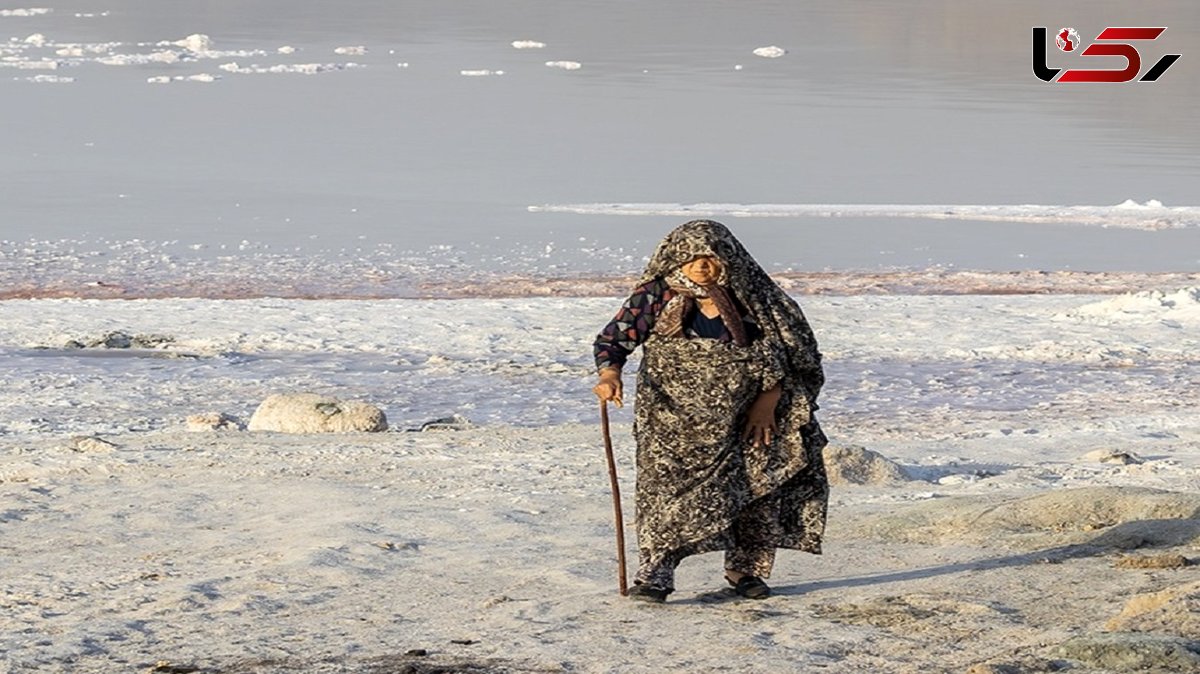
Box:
680 256 723 285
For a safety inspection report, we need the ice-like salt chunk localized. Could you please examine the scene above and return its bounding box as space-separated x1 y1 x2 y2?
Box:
512 40 546 49
168 34 212 52
0 8 52 17
220 62 362 75
752 45 786 58
277 46 296 54
24 73 73 83
545 60 581 70
99 51 181 66
460 69 503 76
7 59 60 70
23 33 47 47
334 45 367 55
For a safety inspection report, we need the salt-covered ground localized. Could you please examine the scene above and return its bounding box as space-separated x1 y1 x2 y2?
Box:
2 289 1199 673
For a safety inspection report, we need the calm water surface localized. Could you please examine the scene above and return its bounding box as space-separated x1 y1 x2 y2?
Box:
2 0 1198 287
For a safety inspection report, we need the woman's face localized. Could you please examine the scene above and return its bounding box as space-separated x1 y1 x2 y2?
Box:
681 256 723 285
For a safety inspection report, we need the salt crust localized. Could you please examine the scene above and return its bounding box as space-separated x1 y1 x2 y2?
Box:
3 427 1199 673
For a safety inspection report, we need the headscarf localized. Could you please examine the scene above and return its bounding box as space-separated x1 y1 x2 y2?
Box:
638 220 824 406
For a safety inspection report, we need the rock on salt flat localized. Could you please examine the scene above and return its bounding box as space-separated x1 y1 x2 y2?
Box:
248 393 388 433
823 445 911 486
1054 633 1200 671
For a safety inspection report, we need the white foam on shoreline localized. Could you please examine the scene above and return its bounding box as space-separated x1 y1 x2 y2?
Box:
528 200 1200 230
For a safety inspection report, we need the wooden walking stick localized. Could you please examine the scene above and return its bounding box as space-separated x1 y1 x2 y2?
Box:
600 400 629 596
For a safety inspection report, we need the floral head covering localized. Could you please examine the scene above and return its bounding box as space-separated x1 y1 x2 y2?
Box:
638 220 825 404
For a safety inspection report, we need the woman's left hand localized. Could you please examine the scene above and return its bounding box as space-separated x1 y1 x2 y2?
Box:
742 384 781 448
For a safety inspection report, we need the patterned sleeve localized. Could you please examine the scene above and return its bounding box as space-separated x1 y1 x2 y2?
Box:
756 341 787 393
594 278 672 372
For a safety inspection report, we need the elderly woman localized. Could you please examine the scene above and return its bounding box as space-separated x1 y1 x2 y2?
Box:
592 220 828 603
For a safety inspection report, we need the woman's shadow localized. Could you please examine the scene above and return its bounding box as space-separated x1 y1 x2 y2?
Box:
684 518 1199 604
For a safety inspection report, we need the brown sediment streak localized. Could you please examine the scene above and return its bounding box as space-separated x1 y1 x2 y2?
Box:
2 270 1199 300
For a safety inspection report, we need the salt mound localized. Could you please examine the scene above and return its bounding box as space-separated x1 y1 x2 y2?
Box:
1082 449 1145 465
822 445 911 486
1106 581 1200 638
186 412 244 432
67 436 116 453
847 487 1200 550
248 393 387 433
1069 287 1200 321
172 34 212 52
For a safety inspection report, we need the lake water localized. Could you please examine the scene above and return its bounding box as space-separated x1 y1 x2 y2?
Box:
3 0 1199 297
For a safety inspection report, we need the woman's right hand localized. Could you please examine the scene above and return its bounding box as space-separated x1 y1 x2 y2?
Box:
593 368 624 407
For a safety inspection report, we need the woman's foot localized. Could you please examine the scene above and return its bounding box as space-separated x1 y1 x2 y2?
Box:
725 573 771 599
627 583 671 604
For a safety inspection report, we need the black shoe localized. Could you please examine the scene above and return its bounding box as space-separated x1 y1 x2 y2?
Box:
627 583 670 603
727 575 771 599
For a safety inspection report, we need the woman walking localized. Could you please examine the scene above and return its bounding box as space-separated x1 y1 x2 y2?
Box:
592 220 828 603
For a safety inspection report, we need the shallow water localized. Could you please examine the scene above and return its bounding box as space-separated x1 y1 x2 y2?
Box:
3 0 1199 297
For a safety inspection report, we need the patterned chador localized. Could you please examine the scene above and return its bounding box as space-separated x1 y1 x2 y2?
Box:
593 220 829 602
